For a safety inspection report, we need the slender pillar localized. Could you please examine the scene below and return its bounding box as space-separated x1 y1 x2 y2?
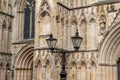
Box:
113 66 117 80
77 67 80 80
42 66 46 80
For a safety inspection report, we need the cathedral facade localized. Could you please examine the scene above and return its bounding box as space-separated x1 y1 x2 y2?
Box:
0 0 120 80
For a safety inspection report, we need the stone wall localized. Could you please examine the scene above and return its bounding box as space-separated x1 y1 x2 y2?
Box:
0 0 13 80
3 0 120 80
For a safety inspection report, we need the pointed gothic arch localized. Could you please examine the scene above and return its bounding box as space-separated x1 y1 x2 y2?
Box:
37 0 52 22
38 10 51 22
89 18 96 49
14 43 34 80
37 0 52 35
70 13 77 25
79 19 87 49
99 21 120 64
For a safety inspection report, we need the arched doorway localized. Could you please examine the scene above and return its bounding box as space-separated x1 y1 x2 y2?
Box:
99 21 120 80
14 44 34 80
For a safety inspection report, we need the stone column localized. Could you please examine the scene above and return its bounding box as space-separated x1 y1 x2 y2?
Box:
5 28 9 52
87 67 90 80
67 25 72 50
63 23 67 49
1 67 4 80
50 64 54 80
80 21 87 50
96 66 101 80
14 70 16 80
15 70 20 80
17 13 21 41
21 70 23 80
106 66 109 80
94 67 97 80
80 66 87 80
90 66 96 80
21 13 24 40
24 69 26 80
77 67 80 80
34 66 37 80
113 66 117 80
101 66 106 80
4 63 7 80
111 66 115 80
109 66 113 80
19 13 22 40
19 70 22 80
32 57 35 80
41 66 46 80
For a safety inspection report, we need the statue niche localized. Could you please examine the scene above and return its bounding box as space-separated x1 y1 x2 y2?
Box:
40 11 51 35
39 0 51 36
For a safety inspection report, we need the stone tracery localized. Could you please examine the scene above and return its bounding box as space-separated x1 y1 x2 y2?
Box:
0 0 120 80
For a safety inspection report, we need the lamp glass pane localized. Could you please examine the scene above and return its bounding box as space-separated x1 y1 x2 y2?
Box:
71 36 83 50
46 34 57 50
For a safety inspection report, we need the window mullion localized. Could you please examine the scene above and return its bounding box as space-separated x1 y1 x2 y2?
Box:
30 7 32 38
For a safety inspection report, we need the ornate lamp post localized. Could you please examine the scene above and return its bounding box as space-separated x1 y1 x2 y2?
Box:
46 29 83 80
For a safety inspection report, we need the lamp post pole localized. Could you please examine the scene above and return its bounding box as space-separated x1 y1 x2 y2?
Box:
46 29 83 80
60 53 67 80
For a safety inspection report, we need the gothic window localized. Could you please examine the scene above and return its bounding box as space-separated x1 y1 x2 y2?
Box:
24 0 35 39
117 58 120 80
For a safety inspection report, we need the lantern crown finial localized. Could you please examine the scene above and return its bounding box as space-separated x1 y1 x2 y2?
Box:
76 29 79 36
